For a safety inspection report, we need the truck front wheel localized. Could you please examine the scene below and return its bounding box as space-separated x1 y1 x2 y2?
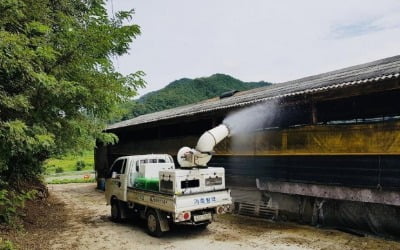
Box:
111 199 122 222
146 210 163 237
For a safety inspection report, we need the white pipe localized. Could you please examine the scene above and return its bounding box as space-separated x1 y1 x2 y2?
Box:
195 124 230 153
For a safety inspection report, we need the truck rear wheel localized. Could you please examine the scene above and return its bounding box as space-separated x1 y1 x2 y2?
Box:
111 199 122 222
146 210 163 237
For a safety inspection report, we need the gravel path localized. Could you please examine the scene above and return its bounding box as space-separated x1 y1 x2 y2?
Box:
48 183 400 250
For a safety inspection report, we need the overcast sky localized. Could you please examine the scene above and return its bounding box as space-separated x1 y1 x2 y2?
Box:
107 0 400 96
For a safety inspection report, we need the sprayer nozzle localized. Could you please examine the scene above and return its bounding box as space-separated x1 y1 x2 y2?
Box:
222 123 231 137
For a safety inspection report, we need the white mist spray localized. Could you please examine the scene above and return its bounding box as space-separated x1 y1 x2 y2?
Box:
222 101 278 154
223 102 278 136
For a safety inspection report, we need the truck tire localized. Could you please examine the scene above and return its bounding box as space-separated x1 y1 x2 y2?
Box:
111 199 122 222
146 210 163 237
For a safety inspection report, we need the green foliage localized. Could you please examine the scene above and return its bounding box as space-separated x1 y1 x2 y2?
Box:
55 167 64 174
120 74 270 120
75 160 86 171
0 238 16 250
0 1 144 184
47 178 95 184
0 189 36 226
44 150 93 173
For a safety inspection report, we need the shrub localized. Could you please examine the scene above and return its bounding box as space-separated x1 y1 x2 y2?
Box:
0 189 37 226
0 238 15 250
44 165 55 175
75 160 86 171
55 167 64 173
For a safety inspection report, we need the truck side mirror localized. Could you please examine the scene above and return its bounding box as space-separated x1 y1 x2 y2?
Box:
112 171 117 179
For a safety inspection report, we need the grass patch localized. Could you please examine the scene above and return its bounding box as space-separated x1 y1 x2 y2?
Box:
47 178 95 184
44 150 94 174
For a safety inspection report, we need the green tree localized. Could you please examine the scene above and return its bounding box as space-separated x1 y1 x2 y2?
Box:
0 0 145 185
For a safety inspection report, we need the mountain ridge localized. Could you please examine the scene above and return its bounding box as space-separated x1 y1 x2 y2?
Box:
119 73 271 120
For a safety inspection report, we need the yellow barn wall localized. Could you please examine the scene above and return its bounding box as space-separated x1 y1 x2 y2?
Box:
110 121 400 157
214 121 400 156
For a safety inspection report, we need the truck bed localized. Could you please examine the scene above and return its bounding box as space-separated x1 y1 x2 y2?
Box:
127 187 232 213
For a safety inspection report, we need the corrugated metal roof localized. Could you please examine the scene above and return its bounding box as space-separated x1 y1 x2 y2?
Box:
108 55 400 130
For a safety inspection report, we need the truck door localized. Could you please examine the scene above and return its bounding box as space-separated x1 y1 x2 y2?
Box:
105 158 128 202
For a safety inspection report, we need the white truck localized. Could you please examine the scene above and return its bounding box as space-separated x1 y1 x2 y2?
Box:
105 124 233 237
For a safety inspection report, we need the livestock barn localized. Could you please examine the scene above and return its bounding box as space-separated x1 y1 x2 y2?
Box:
96 55 400 238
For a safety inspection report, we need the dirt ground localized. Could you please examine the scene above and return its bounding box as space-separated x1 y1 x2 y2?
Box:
39 183 400 250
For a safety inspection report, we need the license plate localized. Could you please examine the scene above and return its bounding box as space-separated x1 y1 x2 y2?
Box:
194 213 212 222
